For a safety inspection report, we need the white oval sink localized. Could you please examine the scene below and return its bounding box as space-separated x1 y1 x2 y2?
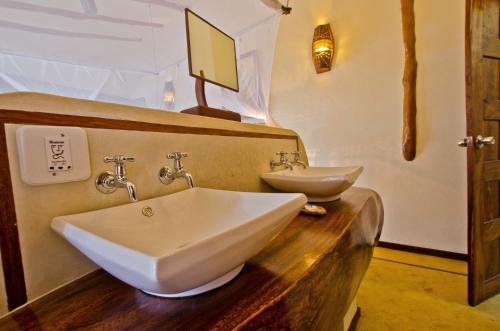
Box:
261 166 363 202
52 188 306 297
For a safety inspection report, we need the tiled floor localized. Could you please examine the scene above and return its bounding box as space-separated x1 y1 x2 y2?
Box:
356 248 500 331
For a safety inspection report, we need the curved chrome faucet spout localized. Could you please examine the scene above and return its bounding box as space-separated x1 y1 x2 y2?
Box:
124 180 138 202
115 177 138 202
293 161 307 169
283 161 294 171
183 172 195 188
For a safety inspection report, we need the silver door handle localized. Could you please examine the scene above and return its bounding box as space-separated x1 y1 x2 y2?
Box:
458 136 473 147
476 135 496 148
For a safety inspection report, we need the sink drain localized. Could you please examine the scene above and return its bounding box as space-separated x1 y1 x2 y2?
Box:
142 206 154 217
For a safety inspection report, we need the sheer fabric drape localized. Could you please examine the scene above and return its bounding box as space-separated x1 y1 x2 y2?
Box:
0 0 281 123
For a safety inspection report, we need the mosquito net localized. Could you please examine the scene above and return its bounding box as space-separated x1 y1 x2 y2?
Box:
0 0 285 122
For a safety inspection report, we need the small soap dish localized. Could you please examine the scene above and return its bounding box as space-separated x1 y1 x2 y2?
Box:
301 203 327 216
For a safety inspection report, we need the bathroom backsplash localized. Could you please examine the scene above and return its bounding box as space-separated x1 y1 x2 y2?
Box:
0 93 306 316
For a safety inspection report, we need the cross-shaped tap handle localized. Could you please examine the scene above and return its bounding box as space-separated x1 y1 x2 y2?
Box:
167 152 188 160
103 155 135 164
291 151 301 160
276 151 289 162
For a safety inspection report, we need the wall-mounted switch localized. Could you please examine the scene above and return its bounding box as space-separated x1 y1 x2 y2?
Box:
16 126 91 185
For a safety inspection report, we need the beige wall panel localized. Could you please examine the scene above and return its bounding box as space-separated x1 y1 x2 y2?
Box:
5 124 297 301
0 92 304 310
0 92 295 136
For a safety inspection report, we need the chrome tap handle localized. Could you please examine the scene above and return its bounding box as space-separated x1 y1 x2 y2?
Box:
276 151 289 162
291 151 301 161
167 152 188 171
103 155 135 164
103 155 135 178
271 151 291 170
167 152 188 160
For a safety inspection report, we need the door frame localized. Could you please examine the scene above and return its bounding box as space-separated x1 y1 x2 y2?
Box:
465 0 475 307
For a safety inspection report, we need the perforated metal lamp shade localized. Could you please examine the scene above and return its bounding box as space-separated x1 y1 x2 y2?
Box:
312 24 334 74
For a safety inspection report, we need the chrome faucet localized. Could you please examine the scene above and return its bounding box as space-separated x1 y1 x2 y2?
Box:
290 151 307 169
159 152 195 188
270 151 294 171
95 155 138 202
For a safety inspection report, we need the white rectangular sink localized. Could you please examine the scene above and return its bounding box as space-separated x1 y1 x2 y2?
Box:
52 188 306 297
262 166 363 202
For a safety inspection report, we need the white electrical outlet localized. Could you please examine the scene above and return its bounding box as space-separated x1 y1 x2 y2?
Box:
16 126 91 185
44 135 73 172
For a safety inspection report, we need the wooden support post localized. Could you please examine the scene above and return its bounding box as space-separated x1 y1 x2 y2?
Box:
401 0 417 161
195 78 208 108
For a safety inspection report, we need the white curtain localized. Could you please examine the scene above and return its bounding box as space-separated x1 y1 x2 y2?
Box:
0 52 169 108
0 0 282 123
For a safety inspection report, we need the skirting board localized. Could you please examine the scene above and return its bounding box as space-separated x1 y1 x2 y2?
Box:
377 241 468 262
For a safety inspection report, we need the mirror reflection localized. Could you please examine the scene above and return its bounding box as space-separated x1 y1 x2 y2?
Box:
186 9 239 92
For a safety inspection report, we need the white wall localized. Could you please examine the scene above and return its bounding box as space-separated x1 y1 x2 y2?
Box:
270 0 467 253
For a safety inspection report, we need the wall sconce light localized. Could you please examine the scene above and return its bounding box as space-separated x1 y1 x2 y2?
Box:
163 81 175 110
312 23 334 74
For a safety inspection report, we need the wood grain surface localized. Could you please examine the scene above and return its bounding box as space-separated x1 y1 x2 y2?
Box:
181 106 242 122
0 187 382 331
0 125 26 310
466 0 500 305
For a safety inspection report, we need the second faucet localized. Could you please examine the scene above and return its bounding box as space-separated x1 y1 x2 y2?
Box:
159 152 195 188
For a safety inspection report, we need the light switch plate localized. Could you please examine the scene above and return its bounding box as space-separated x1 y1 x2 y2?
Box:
16 126 91 185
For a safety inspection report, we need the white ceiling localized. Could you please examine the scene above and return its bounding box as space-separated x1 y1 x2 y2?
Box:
0 0 277 73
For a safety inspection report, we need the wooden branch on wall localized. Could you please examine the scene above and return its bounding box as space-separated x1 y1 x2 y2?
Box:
401 0 417 161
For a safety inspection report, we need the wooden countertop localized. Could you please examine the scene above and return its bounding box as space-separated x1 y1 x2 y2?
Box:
0 187 383 331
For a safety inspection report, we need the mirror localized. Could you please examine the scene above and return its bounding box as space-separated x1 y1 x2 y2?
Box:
186 9 239 92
